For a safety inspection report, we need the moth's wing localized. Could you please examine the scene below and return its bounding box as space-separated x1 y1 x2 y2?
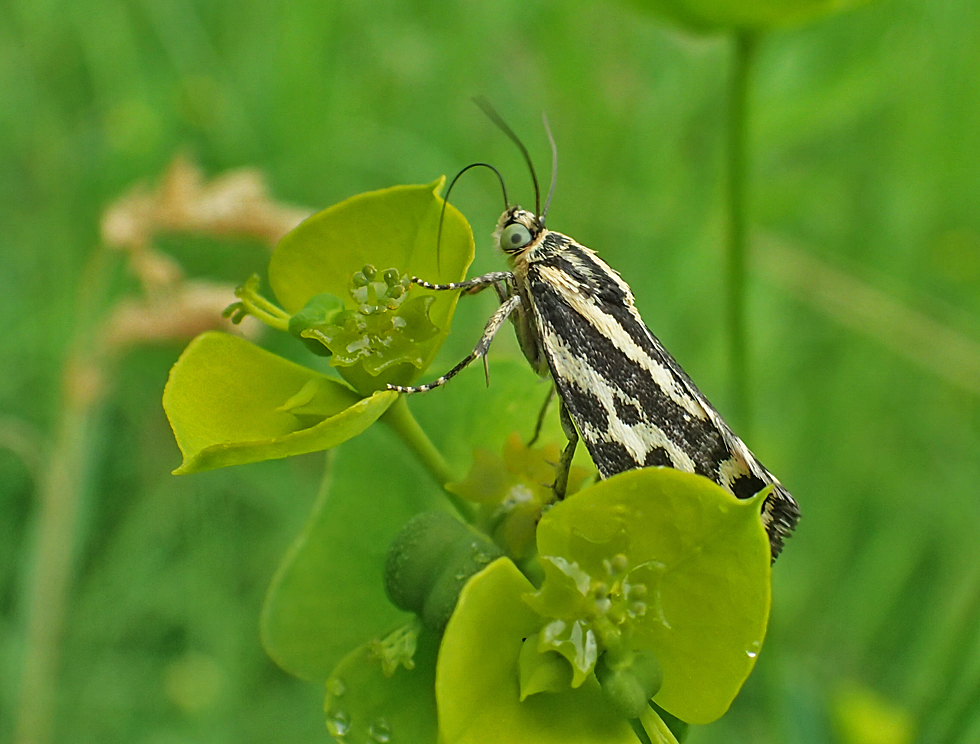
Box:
526 238 799 556
642 328 801 557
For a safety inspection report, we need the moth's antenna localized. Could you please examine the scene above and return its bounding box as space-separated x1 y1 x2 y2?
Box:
473 96 540 217
541 113 558 224
437 162 509 270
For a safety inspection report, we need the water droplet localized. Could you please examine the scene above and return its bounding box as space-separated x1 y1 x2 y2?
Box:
746 649 757 659
369 718 392 743
326 677 346 697
746 640 761 659
327 709 350 738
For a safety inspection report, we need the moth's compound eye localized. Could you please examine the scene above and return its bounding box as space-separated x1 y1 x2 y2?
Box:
500 223 532 251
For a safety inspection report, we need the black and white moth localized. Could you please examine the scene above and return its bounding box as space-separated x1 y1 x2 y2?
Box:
388 109 800 559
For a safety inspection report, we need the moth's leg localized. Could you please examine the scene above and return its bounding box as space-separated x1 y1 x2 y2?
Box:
388 294 522 394
486 277 513 303
411 271 514 293
553 401 578 501
527 383 556 447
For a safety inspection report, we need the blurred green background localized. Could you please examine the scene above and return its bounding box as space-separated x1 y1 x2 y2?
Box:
2 0 980 742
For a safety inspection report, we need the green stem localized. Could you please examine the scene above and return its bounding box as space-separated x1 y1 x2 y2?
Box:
381 396 472 519
725 30 757 434
639 705 681 744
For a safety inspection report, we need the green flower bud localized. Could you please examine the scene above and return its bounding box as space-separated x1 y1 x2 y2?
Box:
383 268 400 286
384 511 502 632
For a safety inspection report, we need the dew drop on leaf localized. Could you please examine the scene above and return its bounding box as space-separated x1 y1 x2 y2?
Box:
369 718 392 743
327 709 351 739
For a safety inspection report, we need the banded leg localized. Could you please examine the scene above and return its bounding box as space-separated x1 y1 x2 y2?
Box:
553 401 579 501
411 271 514 293
388 294 522 394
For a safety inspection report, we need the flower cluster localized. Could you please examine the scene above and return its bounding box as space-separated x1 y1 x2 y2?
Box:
163 182 773 744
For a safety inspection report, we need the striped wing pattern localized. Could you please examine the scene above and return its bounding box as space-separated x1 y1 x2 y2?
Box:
525 232 800 557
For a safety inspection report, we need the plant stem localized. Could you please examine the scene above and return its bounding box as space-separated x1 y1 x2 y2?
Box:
726 30 757 434
14 246 114 744
15 386 97 744
381 396 471 519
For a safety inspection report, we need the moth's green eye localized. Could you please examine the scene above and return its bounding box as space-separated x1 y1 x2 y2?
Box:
501 223 532 251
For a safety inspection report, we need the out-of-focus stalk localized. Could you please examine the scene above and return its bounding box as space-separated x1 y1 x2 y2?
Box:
725 30 757 435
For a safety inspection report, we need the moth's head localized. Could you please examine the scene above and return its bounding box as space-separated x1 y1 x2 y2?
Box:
493 206 544 257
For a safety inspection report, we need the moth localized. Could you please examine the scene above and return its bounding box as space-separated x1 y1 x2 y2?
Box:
388 104 800 558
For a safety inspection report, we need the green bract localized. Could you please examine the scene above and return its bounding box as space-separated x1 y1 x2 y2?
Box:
260 429 446 681
163 332 397 474
270 180 474 394
437 558 640 744
627 0 872 30
528 468 772 725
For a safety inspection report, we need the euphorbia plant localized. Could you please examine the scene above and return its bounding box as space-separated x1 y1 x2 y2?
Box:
163 181 773 744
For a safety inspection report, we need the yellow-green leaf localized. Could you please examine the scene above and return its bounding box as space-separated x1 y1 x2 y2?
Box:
163 331 396 473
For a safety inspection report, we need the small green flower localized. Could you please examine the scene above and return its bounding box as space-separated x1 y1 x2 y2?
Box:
163 180 474 474
289 265 441 381
446 433 591 560
524 468 772 725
